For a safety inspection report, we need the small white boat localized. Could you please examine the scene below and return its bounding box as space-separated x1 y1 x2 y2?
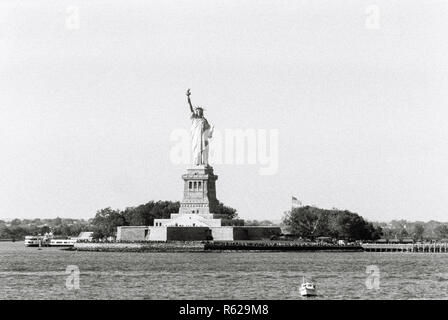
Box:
300 277 317 297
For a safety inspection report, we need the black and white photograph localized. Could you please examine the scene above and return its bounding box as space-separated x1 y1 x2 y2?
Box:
1 0 448 309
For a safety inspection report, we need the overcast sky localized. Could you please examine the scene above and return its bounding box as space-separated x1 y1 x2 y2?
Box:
1 0 447 222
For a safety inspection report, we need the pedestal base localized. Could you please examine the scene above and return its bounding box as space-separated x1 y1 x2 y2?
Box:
179 165 219 215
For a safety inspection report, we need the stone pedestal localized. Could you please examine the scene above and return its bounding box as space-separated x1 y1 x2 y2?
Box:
152 165 245 231
178 165 219 215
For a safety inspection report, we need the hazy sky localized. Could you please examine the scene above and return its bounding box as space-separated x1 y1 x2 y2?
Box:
1 0 447 222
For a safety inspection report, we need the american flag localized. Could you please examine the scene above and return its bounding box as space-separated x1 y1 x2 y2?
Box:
292 196 302 208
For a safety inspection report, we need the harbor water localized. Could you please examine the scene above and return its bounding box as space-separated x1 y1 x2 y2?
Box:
1 242 447 299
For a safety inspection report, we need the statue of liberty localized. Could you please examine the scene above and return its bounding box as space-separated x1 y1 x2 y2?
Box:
186 89 214 166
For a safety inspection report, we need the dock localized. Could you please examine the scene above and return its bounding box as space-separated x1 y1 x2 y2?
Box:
204 241 363 252
362 243 448 253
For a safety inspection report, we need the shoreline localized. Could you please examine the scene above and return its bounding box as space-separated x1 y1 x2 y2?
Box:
72 241 364 253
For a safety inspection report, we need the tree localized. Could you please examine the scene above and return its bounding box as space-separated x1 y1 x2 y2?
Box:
434 225 448 240
413 224 425 241
366 223 382 240
91 208 126 238
282 206 320 239
10 219 21 226
282 206 381 241
39 225 51 235
333 211 366 240
54 217 62 225
245 220 277 226
0 225 11 239
122 201 180 226
214 201 238 219
399 228 409 238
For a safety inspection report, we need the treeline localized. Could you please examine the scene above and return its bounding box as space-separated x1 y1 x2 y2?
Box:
373 220 448 241
282 206 382 241
4 203 448 242
245 220 278 226
0 218 91 240
91 200 238 239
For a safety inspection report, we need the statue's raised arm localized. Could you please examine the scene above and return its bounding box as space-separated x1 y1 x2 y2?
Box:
186 89 194 114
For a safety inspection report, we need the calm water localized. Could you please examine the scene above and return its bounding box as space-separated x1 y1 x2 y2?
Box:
1 242 447 299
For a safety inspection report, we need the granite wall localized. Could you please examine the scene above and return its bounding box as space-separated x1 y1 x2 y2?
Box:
233 226 281 240
116 226 148 241
166 227 211 241
210 226 234 241
148 227 167 241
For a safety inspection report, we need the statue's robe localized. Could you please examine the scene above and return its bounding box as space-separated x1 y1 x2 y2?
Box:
191 114 213 165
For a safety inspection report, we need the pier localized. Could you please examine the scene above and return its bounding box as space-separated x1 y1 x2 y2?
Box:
362 243 448 253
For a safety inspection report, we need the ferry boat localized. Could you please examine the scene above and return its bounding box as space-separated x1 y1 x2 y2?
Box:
49 239 77 247
300 277 317 297
24 236 44 247
25 233 76 247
